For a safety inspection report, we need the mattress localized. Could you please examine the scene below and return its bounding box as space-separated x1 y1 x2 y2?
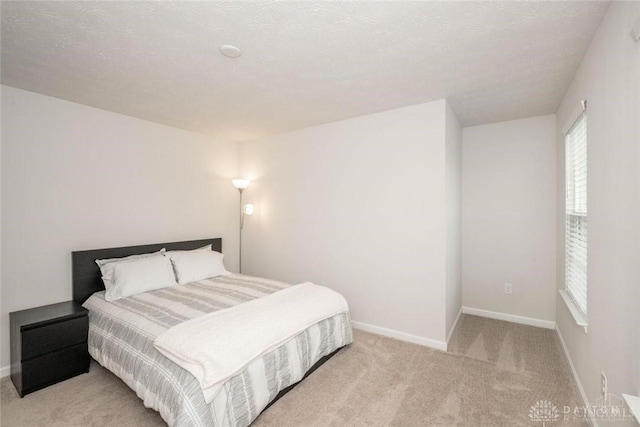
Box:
83 273 353 427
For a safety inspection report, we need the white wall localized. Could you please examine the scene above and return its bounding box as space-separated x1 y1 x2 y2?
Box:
0 86 4 375
462 114 557 322
445 102 462 339
238 100 453 346
555 0 640 414
0 86 239 369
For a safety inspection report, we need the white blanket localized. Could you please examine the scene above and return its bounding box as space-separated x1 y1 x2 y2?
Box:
153 282 349 403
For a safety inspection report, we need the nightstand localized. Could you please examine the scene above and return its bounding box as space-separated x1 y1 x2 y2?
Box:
10 301 90 397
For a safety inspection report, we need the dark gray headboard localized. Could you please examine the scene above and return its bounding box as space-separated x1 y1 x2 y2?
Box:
72 238 222 304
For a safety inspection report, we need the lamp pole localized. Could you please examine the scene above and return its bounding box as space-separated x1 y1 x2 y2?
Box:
232 179 251 274
238 187 244 274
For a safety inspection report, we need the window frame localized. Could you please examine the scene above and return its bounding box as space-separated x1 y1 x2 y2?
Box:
561 102 588 331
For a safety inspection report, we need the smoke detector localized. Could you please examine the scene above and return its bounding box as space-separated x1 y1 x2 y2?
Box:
220 45 242 58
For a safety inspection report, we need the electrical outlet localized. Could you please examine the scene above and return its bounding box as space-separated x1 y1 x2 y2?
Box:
504 283 512 295
601 371 607 396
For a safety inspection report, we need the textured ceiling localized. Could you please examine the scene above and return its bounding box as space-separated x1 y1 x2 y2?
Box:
1 1 609 142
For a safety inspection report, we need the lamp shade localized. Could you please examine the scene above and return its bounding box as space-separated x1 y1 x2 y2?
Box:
232 179 251 190
242 204 255 215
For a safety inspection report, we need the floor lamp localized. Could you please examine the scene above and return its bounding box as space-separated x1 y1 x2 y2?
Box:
232 179 254 273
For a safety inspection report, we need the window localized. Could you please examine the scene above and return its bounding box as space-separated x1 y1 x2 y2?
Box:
565 110 587 318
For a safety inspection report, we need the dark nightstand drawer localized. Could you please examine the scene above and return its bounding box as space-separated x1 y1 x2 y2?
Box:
10 301 89 397
21 343 90 395
22 316 88 360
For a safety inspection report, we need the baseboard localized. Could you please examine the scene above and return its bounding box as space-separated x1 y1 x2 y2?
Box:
555 326 597 427
462 306 556 329
446 307 463 349
1 365 10 378
351 320 447 351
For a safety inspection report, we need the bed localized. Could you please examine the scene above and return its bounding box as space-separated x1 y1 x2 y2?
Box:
72 238 353 426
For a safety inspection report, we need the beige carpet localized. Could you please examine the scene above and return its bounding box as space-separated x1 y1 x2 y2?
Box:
1 315 586 426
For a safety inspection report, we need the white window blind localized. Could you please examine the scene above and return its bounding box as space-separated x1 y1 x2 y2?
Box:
565 111 587 316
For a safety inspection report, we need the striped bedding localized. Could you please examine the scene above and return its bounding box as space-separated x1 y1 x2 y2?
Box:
83 273 353 427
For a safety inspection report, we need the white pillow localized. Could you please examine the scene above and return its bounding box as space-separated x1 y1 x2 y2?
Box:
102 256 177 301
96 249 167 300
164 244 211 256
95 248 165 267
167 250 227 285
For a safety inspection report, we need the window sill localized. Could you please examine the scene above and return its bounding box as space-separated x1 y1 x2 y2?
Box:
559 290 588 333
